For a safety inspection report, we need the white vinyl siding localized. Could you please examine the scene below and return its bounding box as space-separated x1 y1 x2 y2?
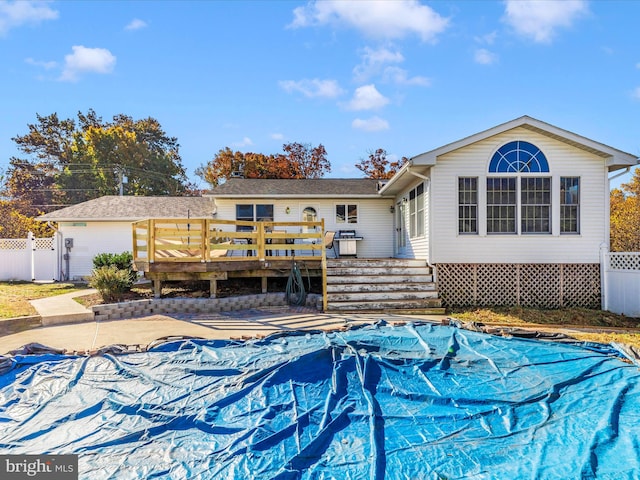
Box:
431 127 607 264
58 222 134 280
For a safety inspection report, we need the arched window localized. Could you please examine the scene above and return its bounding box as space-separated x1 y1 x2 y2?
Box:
488 141 549 173
486 141 551 234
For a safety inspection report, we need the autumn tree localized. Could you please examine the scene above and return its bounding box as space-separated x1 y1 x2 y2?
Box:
6 110 192 210
610 167 640 251
355 148 407 179
196 142 331 187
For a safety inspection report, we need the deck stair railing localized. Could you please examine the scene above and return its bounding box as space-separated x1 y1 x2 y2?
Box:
132 218 326 264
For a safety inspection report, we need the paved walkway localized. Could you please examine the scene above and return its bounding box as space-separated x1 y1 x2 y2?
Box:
0 291 448 355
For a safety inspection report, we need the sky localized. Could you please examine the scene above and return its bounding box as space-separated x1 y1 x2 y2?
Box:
0 0 639 190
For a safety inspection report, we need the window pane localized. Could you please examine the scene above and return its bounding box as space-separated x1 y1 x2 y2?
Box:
256 204 274 221
560 177 579 233
521 177 551 233
336 204 346 223
348 204 358 223
236 204 253 221
458 177 477 234
486 177 516 234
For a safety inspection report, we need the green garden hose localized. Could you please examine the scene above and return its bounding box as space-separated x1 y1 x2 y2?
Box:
286 260 307 306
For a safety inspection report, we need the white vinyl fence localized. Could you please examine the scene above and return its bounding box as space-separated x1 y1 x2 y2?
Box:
601 249 640 318
0 233 60 281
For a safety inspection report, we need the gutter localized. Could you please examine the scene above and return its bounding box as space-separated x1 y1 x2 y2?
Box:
607 166 631 182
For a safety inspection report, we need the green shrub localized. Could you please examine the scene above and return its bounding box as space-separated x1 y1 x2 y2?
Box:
93 252 137 285
89 265 132 303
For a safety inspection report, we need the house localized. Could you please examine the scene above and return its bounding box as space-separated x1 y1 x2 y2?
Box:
378 115 638 307
38 116 639 309
38 196 215 280
204 178 395 258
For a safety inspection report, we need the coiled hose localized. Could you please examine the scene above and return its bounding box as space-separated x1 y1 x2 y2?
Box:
286 260 307 306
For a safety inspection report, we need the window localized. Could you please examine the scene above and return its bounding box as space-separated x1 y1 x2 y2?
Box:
409 183 425 237
521 178 551 233
487 141 551 235
256 204 274 222
235 204 274 230
486 178 516 233
336 204 358 224
236 204 254 222
560 177 580 234
458 177 478 234
488 141 549 173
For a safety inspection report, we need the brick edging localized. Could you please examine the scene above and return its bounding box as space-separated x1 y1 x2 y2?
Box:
91 293 322 321
0 315 42 336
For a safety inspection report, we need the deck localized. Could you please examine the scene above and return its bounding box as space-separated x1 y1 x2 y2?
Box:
132 218 328 307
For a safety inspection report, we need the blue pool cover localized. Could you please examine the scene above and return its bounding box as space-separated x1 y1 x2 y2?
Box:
1 322 639 479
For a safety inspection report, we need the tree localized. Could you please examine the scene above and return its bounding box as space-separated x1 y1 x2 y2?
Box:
610 167 640 251
196 142 331 188
0 199 53 238
355 148 407 179
6 109 192 210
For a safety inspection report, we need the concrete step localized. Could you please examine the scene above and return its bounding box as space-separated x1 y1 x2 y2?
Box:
326 283 437 293
326 259 428 269
327 267 432 277
327 290 439 302
326 298 443 312
326 274 434 284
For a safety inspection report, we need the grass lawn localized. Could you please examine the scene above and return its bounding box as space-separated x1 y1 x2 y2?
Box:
0 282 87 319
450 306 640 349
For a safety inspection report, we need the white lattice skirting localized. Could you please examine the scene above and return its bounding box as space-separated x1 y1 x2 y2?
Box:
437 263 601 309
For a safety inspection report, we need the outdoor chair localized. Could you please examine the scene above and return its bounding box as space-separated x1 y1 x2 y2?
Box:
324 231 338 258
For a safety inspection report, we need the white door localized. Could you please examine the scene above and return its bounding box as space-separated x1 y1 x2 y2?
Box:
395 201 408 257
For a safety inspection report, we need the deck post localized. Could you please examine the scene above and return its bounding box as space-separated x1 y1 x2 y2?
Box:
321 219 328 312
153 277 162 298
210 278 217 298
261 276 268 294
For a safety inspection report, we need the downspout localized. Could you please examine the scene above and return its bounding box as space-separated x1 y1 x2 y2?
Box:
407 167 436 280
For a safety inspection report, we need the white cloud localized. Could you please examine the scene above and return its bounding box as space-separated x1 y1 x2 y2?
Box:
352 116 390 132
125 18 147 31
25 57 57 70
632 87 640 101
474 31 498 45
233 137 254 148
271 133 284 140
279 78 344 98
0 0 58 36
503 0 588 44
289 0 449 42
60 45 116 82
345 84 389 111
382 66 430 86
354 46 404 81
474 48 498 65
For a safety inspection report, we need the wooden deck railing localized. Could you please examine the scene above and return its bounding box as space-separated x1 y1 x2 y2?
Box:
132 218 326 264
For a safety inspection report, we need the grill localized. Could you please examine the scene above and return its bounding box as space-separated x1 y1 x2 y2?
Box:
335 230 363 256
337 230 357 238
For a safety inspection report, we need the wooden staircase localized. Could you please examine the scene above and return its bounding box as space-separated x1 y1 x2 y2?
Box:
325 258 445 314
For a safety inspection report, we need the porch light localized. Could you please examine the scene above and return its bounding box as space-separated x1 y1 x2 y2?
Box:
285 206 291 214
389 205 395 213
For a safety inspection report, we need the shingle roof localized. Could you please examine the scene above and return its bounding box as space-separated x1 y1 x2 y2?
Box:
38 196 215 221
207 178 385 197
